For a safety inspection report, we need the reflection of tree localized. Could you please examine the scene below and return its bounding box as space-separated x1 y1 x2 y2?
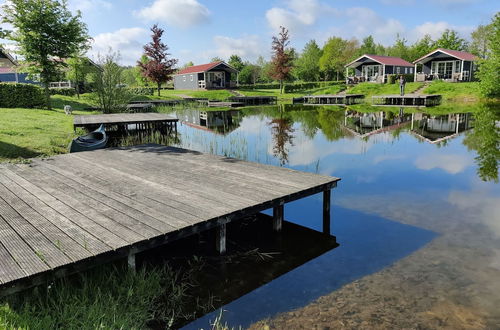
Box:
269 111 295 166
317 109 345 141
463 105 500 182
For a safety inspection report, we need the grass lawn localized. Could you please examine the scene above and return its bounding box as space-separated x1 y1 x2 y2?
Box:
421 81 481 101
159 88 234 100
239 85 346 102
347 82 424 97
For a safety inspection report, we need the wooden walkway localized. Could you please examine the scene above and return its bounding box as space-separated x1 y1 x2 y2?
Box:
372 94 441 106
73 113 178 133
298 94 364 105
0 145 340 294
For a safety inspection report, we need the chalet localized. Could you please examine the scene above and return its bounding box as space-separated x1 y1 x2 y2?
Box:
0 47 38 84
413 48 478 82
345 54 414 84
174 61 238 90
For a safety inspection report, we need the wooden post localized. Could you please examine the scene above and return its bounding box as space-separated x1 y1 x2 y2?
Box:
216 224 226 254
273 204 284 232
323 189 331 235
127 251 136 272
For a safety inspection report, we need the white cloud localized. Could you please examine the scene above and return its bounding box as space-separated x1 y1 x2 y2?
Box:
202 35 264 62
409 21 474 42
136 0 210 28
265 0 337 34
414 154 473 174
89 27 148 65
373 154 405 164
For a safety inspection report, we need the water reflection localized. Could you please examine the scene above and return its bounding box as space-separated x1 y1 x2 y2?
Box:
151 103 500 328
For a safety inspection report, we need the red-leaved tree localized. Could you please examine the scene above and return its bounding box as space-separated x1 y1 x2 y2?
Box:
139 24 178 96
270 26 293 94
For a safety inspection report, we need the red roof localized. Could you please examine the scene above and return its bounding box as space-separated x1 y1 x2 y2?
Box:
176 61 223 75
346 54 413 67
413 48 479 63
0 67 15 74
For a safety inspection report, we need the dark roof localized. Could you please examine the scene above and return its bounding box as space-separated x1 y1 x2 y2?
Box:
345 54 413 67
413 48 479 64
176 61 238 75
0 47 18 66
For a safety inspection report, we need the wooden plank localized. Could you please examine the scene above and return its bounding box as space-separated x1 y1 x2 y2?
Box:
0 181 91 262
0 241 28 284
73 113 178 127
0 172 109 255
1 166 128 249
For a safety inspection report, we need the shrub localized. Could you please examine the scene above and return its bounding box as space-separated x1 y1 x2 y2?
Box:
49 87 76 96
239 83 281 90
283 81 343 93
127 87 154 95
387 74 414 84
0 83 45 108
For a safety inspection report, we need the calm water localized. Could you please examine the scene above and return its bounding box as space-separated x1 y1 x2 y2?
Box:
159 104 500 328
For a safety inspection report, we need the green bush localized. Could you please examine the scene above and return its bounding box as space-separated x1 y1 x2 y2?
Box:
387 74 414 84
0 83 45 108
127 87 154 95
49 87 76 96
283 81 343 93
238 83 281 90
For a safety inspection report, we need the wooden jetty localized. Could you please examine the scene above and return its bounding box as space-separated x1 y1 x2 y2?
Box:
73 113 178 133
300 94 364 105
198 101 245 108
229 96 277 105
128 99 181 106
0 144 340 295
372 94 441 106
126 103 153 113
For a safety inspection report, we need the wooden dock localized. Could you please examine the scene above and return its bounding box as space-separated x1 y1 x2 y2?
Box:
372 94 441 106
0 145 340 295
73 113 178 133
229 96 278 105
300 94 364 105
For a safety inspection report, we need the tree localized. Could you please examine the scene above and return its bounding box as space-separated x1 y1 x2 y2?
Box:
66 54 93 98
181 61 194 68
434 29 468 51
210 56 223 62
91 52 132 114
270 26 293 93
387 34 410 61
410 34 434 61
2 0 89 109
228 54 244 71
477 12 500 97
138 24 177 96
359 35 377 55
0 27 9 39
294 40 322 81
320 37 359 81
470 24 494 58
238 64 260 84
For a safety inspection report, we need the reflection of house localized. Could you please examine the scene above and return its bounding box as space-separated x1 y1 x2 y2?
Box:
413 48 478 82
0 48 39 84
174 61 238 90
345 54 414 84
343 109 412 138
178 109 242 135
410 113 473 143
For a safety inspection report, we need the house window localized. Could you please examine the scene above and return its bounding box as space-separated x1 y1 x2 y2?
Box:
404 67 408 74
455 60 461 73
396 67 401 74
410 68 413 74
190 75 194 81
183 75 186 82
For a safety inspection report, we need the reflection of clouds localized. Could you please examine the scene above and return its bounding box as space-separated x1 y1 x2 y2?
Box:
415 154 473 174
238 116 266 134
448 190 500 239
373 154 405 164
287 137 374 166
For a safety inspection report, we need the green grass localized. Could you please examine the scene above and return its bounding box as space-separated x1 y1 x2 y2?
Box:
421 81 481 101
0 263 203 329
238 85 346 102
0 107 93 162
159 89 234 100
347 82 424 97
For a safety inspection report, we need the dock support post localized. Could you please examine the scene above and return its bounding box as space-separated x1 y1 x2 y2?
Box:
216 224 226 254
273 204 284 232
127 251 136 272
323 189 331 235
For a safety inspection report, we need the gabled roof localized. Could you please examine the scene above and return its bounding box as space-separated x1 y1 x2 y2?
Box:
0 47 18 66
176 61 238 75
346 54 413 68
413 48 479 64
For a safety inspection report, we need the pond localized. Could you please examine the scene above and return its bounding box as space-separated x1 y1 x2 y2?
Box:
140 104 500 328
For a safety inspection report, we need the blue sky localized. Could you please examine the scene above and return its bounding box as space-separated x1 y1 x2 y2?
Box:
0 0 498 65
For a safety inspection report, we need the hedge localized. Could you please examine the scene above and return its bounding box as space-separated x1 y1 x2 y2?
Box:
0 83 45 108
283 81 343 93
49 87 76 96
387 74 414 84
127 87 154 95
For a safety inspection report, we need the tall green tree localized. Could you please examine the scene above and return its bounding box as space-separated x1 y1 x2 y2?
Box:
470 24 494 58
238 63 260 84
359 35 377 55
2 0 89 109
320 37 359 81
210 56 223 62
410 34 434 61
434 29 468 50
228 54 244 71
66 54 94 98
477 12 500 97
294 40 322 81
270 26 293 93
387 34 410 61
